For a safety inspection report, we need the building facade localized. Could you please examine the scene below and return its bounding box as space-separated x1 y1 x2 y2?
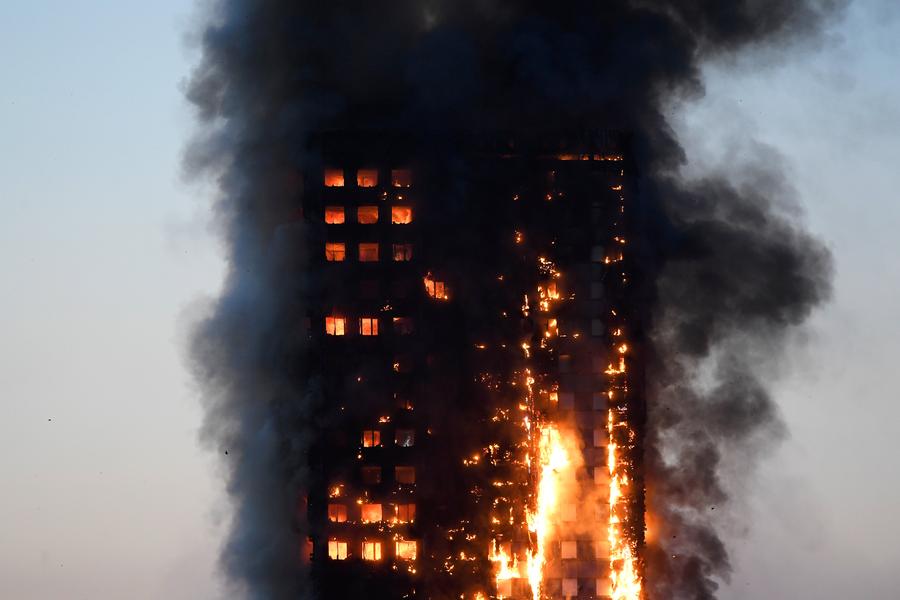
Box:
301 132 645 600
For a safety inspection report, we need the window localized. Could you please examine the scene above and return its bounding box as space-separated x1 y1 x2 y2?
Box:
590 282 603 299
594 467 608 486
328 504 347 523
361 503 382 523
357 206 379 224
360 279 378 298
395 540 417 560
395 466 415 484
424 274 448 300
391 206 413 224
324 206 345 224
361 466 381 484
357 168 378 187
593 392 606 410
325 316 346 336
394 503 416 523
591 245 605 262
559 392 574 410
592 319 604 336
392 317 413 335
547 318 558 337
392 243 413 261
561 503 576 522
359 317 379 336
362 541 382 561
391 169 411 188
593 429 606 448
395 429 414 447
562 578 578 596
325 242 346 262
362 430 381 447
324 169 345 187
597 579 611 598
561 541 577 560
497 580 513 598
359 243 379 262
328 540 348 560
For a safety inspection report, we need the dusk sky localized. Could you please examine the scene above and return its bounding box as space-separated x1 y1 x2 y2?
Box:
1 2 898 599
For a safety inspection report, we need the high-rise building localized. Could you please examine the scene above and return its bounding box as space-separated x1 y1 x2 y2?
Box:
301 132 645 599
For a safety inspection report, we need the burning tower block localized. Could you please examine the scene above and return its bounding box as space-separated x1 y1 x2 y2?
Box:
302 132 645 600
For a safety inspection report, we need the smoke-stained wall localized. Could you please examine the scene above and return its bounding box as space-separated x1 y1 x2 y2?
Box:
186 2 839 598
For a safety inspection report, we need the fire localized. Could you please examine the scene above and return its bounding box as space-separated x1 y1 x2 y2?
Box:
607 362 642 599
489 540 517 598
526 424 569 600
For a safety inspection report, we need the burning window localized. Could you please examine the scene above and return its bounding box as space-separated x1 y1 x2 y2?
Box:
394 503 416 523
392 243 413 261
391 168 411 188
324 169 344 187
357 205 379 224
391 206 413 224
361 541 382 561
361 503 383 523
328 504 347 523
593 429 606 447
324 206 345 224
561 503 576 522
395 466 415 484
361 466 382 484
547 318 559 337
359 243 379 262
359 317 379 336
562 578 578 596
362 430 381 447
395 429 414 447
357 168 378 187
424 273 448 300
395 540 417 560
561 541 578 560
594 467 609 486
325 242 346 262
392 317 414 335
325 316 346 336
596 579 612 598
328 540 348 560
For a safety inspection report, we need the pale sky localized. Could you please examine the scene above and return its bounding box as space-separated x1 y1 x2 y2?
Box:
0 2 898 599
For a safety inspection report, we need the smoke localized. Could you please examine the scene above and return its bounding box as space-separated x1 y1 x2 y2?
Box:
185 1 839 598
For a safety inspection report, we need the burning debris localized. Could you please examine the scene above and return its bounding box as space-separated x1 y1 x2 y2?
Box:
187 1 837 598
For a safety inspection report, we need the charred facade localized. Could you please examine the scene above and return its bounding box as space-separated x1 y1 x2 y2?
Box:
302 132 646 599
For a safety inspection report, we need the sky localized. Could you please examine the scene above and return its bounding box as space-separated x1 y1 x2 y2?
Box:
0 2 898 599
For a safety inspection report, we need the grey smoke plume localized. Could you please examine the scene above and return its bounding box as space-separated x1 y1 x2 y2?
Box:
185 1 838 598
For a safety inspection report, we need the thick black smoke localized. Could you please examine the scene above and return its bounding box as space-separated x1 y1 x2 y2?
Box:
186 1 838 598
